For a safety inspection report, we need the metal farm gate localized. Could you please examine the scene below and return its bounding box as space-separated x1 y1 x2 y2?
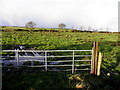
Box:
1 42 102 75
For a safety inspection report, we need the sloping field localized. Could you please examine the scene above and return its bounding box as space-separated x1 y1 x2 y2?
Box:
2 27 120 89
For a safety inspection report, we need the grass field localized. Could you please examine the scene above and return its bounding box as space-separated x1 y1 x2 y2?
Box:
1 26 120 89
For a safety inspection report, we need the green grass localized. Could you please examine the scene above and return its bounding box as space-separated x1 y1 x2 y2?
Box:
2 67 120 89
2 27 119 71
2 26 120 89
2 31 118 50
3 71 69 89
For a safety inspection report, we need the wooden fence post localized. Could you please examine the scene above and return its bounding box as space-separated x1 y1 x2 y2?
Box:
91 42 98 75
97 52 102 76
94 42 98 75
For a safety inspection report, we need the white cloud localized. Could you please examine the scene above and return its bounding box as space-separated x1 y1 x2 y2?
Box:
0 0 119 32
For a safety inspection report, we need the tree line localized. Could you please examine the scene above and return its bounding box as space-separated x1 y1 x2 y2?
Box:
25 21 110 32
25 21 66 29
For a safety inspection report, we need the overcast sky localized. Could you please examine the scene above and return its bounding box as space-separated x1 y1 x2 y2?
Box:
0 0 119 32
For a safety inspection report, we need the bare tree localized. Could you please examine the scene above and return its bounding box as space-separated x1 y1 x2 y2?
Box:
58 23 66 29
106 27 109 32
25 21 36 28
88 26 91 31
80 26 84 30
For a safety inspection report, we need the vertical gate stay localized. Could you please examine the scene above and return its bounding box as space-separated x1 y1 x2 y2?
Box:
45 51 47 71
72 51 75 74
16 49 19 66
91 48 94 73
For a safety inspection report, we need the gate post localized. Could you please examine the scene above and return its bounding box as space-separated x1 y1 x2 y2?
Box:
91 42 98 75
